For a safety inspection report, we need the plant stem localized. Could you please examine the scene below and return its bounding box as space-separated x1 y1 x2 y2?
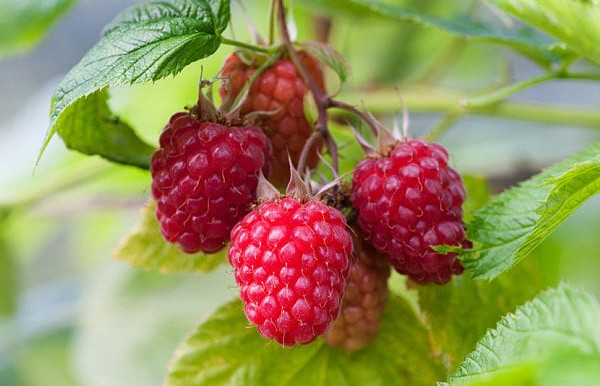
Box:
276 1 327 106
339 86 600 129
462 73 556 108
561 71 600 81
220 37 276 54
276 0 339 174
489 102 600 128
297 131 323 175
463 70 600 108
328 99 380 136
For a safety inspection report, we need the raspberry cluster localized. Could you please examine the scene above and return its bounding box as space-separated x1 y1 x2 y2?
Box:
219 52 324 186
148 46 468 351
352 139 466 284
151 112 271 254
228 197 352 345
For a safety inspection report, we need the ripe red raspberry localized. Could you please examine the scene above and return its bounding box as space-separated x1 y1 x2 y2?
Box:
352 139 466 284
219 52 325 186
228 197 352 346
324 234 390 352
150 112 272 254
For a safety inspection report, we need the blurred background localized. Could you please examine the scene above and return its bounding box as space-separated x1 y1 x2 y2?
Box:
0 0 599 385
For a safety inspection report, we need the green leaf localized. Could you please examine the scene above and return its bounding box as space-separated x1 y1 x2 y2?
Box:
300 42 350 82
166 295 445 386
0 0 76 59
114 200 226 274
416 257 548 373
0 236 18 317
461 141 600 280
524 158 600 254
461 175 491 223
297 0 564 66
40 0 230 165
537 351 600 386
55 90 155 168
488 0 600 66
449 284 600 385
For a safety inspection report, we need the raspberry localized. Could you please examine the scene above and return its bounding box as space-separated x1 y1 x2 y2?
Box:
324 234 390 352
219 52 325 186
150 112 272 254
228 197 352 346
352 139 466 284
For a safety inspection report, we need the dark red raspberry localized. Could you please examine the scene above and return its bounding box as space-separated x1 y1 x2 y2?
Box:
219 52 325 187
324 233 390 352
228 197 352 346
150 112 272 254
352 139 466 284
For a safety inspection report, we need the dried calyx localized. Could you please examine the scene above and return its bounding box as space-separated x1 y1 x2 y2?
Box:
188 81 252 127
351 98 411 158
256 161 346 205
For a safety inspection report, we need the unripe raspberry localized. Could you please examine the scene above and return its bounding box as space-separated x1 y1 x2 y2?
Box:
228 197 352 346
150 112 272 254
352 139 466 284
219 52 325 186
324 234 390 352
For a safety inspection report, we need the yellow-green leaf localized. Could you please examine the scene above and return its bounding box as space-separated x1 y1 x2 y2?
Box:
166 295 445 386
114 201 226 274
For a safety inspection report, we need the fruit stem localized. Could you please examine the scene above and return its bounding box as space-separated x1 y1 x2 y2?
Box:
327 100 380 136
220 37 277 54
276 1 327 106
277 0 339 174
297 131 322 176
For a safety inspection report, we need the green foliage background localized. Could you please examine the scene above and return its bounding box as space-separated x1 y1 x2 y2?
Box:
1 0 600 385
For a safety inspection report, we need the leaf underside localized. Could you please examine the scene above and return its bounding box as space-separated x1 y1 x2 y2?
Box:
297 0 565 66
489 0 600 66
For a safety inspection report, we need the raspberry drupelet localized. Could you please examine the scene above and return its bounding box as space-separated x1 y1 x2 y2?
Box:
151 112 272 254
